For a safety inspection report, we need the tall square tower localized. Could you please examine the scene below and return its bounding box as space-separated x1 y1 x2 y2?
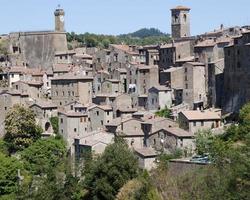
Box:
171 6 191 39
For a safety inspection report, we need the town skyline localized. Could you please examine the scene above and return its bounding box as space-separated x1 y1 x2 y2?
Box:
1 0 250 35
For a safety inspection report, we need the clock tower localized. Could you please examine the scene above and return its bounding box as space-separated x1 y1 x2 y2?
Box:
54 7 65 32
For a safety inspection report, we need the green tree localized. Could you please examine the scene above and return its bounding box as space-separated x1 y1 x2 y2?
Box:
155 106 171 118
49 116 59 135
4 104 42 153
0 153 23 197
21 137 66 175
84 139 139 200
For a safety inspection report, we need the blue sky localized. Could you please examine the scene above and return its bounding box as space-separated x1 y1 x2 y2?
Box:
1 0 249 35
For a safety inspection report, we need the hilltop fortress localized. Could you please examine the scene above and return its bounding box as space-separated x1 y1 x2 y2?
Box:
8 8 68 69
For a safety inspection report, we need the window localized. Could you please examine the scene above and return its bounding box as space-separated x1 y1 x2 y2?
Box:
131 139 135 146
174 14 178 22
237 62 241 68
185 84 188 89
101 120 103 125
70 105 73 110
60 118 63 123
96 111 99 116
74 128 77 132
184 14 187 22
193 122 196 126
185 76 188 81
4 107 7 111
185 68 187 73
201 121 204 126
107 111 110 115
61 129 63 133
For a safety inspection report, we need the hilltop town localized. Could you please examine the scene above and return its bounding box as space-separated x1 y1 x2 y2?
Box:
0 5 249 200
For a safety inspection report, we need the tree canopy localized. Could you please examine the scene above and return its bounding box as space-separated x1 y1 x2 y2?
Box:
84 139 139 200
4 104 42 152
66 28 171 48
21 137 66 175
0 153 23 197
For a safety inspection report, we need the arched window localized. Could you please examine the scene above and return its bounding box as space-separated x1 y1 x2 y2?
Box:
184 14 187 22
45 122 51 131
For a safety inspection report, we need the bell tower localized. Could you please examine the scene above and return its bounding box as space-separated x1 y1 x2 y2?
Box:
171 6 190 39
54 6 65 32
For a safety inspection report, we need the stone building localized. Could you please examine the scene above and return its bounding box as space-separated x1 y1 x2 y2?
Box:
159 41 193 71
223 31 250 113
147 86 172 111
58 110 89 150
194 37 231 107
88 105 113 131
51 73 93 107
93 70 109 95
74 130 114 156
179 110 222 134
182 62 206 109
135 148 157 171
171 6 191 39
101 79 122 94
54 8 65 32
127 63 159 109
160 67 184 88
54 50 75 64
29 101 58 135
8 8 68 69
0 90 29 136
111 93 134 118
12 80 43 100
139 45 159 66
105 117 145 149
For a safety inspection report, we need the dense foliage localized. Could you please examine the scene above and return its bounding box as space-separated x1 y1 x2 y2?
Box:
155 106 171 118
21 137 66 175
84 139 139 200
120 28 167 38
49 116 59 135
0 153 23 197
66 28 170 48
4 105 42 152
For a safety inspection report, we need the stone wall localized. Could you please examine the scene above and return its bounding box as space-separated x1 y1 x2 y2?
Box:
9 31 67 69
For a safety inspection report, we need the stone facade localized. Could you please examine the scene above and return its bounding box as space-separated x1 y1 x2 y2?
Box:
51 74 93 107
182 62 206 109
147 86 172 111
171 6 191 39
223 32 250 113
178 110 222 133
88 105 113 131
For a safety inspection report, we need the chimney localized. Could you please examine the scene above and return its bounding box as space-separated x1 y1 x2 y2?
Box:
220 24 224 30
